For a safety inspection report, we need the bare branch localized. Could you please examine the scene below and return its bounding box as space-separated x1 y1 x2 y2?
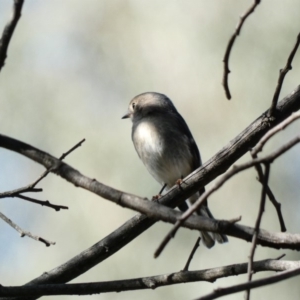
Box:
222 0 261 99
0 259 298 297
0 0 24 72
0 188 42 198
269 33 300 116
249 111 300 232
246 163 270 300
28 138 86 188
252 111 300 156
0 139 84 210
0 211 55 247
252 163 286 231
183 237 201 271
196 266 300 300
16 195 68 211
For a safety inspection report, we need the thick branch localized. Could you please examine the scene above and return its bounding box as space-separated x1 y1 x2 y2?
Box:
0 259 298 297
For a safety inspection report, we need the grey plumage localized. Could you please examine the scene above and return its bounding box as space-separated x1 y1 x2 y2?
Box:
122 92 227 248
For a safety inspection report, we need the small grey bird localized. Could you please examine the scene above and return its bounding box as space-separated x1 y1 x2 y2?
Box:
122 92 227 248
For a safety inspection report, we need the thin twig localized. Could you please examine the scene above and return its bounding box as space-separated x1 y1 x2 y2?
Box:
245 163 270 300
0 138 85 209
16 195 68 211
253 163 286 231
29 138 86 188
0 187 42 198
269 33 300 116
183 237 201 271
249 113 300 232
155 136 300 258
252 111 300 156
0 0 24 72
196 266 300 300
222 0 261 100
0 211 55 246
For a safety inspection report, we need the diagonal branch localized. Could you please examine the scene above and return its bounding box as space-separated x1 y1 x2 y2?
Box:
252 111 300 156
0 0 24 72
0 211 55 246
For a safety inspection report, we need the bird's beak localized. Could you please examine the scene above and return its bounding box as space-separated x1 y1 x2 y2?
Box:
121 112 130 119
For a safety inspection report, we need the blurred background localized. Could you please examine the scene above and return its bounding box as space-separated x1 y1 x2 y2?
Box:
0 1 300 299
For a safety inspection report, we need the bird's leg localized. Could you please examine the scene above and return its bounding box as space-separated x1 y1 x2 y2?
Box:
152 183 167 201
159 183 167 195
176 176 188 191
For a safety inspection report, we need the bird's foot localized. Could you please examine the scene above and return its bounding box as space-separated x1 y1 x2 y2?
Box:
152 194 162 202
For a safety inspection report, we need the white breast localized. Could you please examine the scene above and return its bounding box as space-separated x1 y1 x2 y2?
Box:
133 120 193 187
133 121 163 155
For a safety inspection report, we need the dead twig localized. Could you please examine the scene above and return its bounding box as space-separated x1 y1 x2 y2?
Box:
0 139 85 210
269 33 300 116
222 0 261 99
183 237 201 271
16 194 68 211
245 163 270 300
196 266 300 300
0 211 55 246
249 112 300 232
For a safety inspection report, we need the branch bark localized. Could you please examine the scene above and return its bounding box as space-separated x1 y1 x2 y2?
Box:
0 259 298 297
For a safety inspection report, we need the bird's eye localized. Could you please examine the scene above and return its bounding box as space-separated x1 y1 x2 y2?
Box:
132 102 136 109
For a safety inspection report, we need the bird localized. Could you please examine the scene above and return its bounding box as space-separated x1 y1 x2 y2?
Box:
122 92 227 248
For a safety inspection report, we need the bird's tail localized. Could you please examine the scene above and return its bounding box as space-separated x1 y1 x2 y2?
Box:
197 204 228 245
189 190 228 248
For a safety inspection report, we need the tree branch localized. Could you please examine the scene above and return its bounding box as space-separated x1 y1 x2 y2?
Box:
0 0 24 72
0 211 55 246
197 265 300 300
252 111 300 156
15 194 68 211
269 33 300 116
222 0 261 99
246 163 270 300
0 138 85 210
0 259 298 297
